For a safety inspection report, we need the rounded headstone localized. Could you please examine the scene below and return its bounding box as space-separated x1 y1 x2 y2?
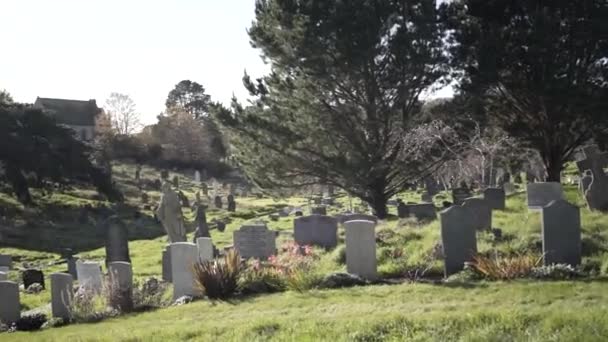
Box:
344 220 377 280
50 273 73 320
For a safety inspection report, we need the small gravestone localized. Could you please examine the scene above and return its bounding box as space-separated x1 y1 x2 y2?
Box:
0 254 12 269
194 170 201 183
170 242 199 300
0 281 20 323
162 246 172 282
172 175 179 189
527 182 564 210
108 262 133 311
76 261 103 293
397 201 408 218
440 205 477 276
227 194 236 212
105 216 131 265
311 206 327 215
483 188 505 210
337 213 378 224
22 269 45 290
452 188 472 205
50 273 73 320
214 196 223 209
344 220 377 280
193 205 210 242
405 203 436 220
294 215 338 248
196 237 214 262
233 224 277 259
462 198 491 231
541 200 581 266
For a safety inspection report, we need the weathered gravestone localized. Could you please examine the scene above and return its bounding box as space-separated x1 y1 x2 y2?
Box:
440 205 477 276
22 269 45 290
0 272 6 281
541 200 581 266
294 215 338 249
76 261 103 293
193 205 210 242
404 203 436 221
108 262 134 311
233 224 277 259
0 254 12 269
337 213 378 224
344 220 377 280
105 216 131 265
214 196 223 209
171 242 199 300
0 281 20 323
51 273 73 320
483 188 506 210
162 246 172 282
462 198 492 231
311 206 327 215
527 182 564 210
227 194 236 212
424 177 439 196
452 188 472 206
196 237 214 262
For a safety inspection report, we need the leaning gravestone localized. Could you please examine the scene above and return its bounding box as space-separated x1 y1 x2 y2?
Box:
541 200 581 266
294 215 338 249
311 206 327 215
233 224 277 259
452 188 472 206
579 170 593 194
0 254 12 269
344 220 377 280
51 273 73 320
22 269 45 290
527 182 564 210
440 205 477 276
0 281 20 323
105 216 131 265
462 198 492 231
170 242 199 300
196 237 214 262
76 261 103 293
483 188 505 210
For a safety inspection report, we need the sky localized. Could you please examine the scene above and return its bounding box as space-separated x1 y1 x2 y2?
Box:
0 0 452 125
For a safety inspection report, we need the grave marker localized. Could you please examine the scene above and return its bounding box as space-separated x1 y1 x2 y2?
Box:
541 200 581 266
170 242 199 300
440 205 477 276
196 237 214 262
233 224 277 259
527 182 564 209
344 220 377 280
452 188 472 205
483 187 505 210
50 273 73 320
162 246 172 282
105 216 131 265
0 254 12 269
0 281 20 323
76 261 103 293
294 215 338 249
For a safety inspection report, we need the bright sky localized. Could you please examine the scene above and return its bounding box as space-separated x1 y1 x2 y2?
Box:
0 0 452 125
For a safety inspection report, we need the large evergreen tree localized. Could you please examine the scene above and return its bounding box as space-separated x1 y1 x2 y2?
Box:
445 0 608 181
214 0 452 218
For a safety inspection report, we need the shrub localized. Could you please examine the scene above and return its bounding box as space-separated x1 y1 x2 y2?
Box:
105 276 133 313
531 264 583 280
14 313 47 331
71 286 115 323
193 249 241 299
470 253 542 280
132 277 171 310
268 242 323 292
239 260 286 294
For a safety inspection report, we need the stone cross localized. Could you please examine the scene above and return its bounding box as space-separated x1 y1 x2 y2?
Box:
440 205 477 276
541 200 581 266
170 242 199 300
156 182 187 243
294 215 338 249
344 220 377 280
0 281 20 323
51 273 73 320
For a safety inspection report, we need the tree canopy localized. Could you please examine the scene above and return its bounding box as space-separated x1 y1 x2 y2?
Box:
214 0 453 218
166 80 212 119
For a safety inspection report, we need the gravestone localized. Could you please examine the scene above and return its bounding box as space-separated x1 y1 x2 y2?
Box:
294 215 338 249
162 246 172 282
0 281 20 323
541 200 581 266
227 194 236 212
424 177 439 196
0 254 12 269
0 272 6 281
404 203 436 220
193 205 210 242
527 182 564 210
105 216 131 265
194 170 201 183
294 210 304 217
462 198 492 231
156 182 187 243
233 224 277 259
0 266 8 274
483 188 505 210
397 202 408 218
440 205 477 276
421 193 433 203
170 242 199 300
311 206 327 215
214 196 223 209
452 188 472 205
337 213 378 224
344 220 377 280
172 175 179 189
67 257 78 280
76 261 103 293
108 262 133 311
576 145 608 175
51 273 73 320
196 237 214 262
22 269 45 290
584 171 608 211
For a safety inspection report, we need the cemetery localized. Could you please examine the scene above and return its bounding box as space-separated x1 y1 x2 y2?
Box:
1 0 607 340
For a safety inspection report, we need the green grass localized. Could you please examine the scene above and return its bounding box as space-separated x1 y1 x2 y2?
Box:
2 162 608 340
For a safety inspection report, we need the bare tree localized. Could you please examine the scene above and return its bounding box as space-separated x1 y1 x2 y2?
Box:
104 93 142 135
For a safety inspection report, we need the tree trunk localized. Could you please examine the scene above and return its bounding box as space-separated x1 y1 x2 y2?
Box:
543 149 563 183
368 190 388 219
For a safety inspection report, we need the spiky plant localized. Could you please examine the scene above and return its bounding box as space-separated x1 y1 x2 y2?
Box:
192 249 242 299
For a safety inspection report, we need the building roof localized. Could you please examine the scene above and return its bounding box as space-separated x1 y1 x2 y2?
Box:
34 97 100 126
